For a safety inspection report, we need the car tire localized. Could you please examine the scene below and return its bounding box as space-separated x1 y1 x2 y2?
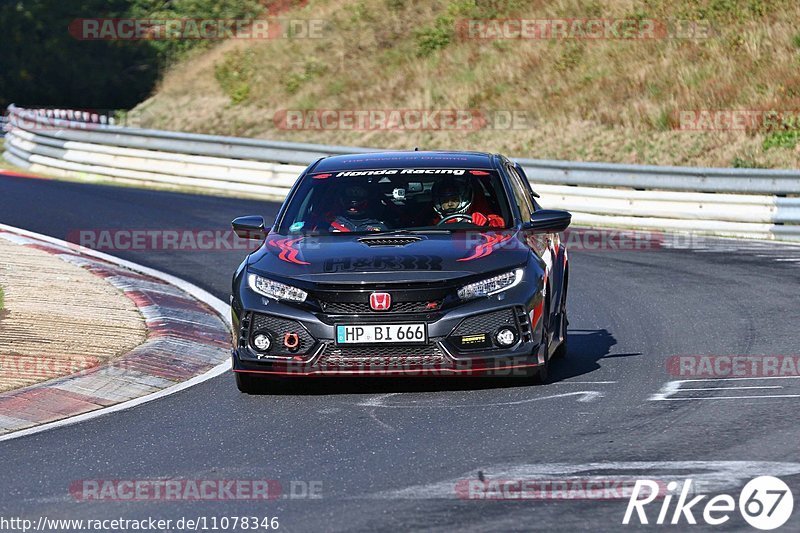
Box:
552 334 567 360
552 311 568 360
552 278 569 360
536 360 549 384
235 372 261 394
534 317 550 384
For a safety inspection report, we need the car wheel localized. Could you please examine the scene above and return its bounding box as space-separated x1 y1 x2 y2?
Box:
552 333 567 360
536 359 549 384
552 311 568 360
552 279 569 360
534 316 550 384
235 372 261 394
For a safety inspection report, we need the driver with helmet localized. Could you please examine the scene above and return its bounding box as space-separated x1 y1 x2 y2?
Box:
431 176 504 227
326 183 388 232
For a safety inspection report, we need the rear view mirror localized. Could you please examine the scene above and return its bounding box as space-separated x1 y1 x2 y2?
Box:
232 215 267 240
523 209 572 233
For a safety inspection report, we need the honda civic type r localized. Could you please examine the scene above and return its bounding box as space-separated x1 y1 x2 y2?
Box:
230 151 571 393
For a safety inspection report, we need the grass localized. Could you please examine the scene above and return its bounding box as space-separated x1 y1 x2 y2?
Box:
76 1 800 168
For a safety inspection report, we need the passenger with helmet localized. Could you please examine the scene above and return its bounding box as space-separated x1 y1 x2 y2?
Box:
325 183 388 232
431 176 504 227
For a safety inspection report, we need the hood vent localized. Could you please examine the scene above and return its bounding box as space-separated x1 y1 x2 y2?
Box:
358 236 423 247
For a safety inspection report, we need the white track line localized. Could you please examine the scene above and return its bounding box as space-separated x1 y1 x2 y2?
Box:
656 395 800 401
649 376 800 402
356 391 604 409
679 376 800 382
0 223 231 443
554 380 617 384
678 386 782 391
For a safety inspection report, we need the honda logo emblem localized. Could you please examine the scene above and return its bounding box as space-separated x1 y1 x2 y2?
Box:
369 292 391 311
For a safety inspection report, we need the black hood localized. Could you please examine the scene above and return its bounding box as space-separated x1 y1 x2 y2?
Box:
247 230 531 284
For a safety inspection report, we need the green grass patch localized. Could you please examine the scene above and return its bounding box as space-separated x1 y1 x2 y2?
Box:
731 155 767 168
415 14 455 57
763 130 800 150
761 111 800 150
214 48 258 104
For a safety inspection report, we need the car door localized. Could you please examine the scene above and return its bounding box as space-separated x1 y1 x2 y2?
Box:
507 163 559 262
506 162 558 312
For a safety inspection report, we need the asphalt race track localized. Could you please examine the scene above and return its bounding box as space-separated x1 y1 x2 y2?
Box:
1 174 799 532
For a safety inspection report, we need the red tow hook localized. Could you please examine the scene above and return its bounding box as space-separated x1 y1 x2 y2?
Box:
284 333 300 352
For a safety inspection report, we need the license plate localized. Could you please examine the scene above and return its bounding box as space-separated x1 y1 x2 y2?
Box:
336 324 427 344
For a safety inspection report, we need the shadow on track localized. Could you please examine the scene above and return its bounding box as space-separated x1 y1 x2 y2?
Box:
242 328 623 395
548 328 639 382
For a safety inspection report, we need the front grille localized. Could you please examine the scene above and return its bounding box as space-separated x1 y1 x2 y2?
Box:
320 300 441 314
315 341 447 368
452 308 517 337
358 236 422 246
246 312 317 355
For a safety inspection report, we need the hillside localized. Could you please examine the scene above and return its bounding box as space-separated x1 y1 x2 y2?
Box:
131 0 800 168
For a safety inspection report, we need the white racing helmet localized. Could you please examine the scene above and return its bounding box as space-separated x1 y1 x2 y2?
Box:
432 176 473 217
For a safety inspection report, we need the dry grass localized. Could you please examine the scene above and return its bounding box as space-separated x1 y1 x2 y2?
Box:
131 0 800 168
0 240 146 392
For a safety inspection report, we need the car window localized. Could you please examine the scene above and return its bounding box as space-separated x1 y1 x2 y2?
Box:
506 165 534 221
278 168 514 234
513 163 539 207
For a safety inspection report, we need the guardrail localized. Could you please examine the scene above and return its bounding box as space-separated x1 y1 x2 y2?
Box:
4 104 799 241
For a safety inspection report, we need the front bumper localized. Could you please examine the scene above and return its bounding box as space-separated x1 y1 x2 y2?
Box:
231 282 545 377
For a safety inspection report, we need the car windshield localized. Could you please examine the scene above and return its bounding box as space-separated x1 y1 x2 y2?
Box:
278 168 513 234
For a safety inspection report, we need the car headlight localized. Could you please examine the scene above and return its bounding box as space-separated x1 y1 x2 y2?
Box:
458 269 524 301
248 273 307 302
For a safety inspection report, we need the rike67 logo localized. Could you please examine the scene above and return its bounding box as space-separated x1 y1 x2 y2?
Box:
623 476 794 530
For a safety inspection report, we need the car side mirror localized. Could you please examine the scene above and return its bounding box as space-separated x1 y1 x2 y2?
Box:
522 209 572 233
232 215 268 240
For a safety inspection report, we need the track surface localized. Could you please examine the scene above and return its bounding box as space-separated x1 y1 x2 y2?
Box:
1 174 799 532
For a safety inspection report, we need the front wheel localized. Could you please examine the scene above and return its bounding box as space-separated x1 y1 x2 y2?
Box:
536 358 549 384
552 276 569 360
531 317 550 384
553 322 568 359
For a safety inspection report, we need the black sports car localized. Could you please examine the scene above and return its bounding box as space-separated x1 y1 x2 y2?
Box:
230 151 571 393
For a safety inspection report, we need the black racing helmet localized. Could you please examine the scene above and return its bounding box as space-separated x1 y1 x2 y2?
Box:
432 176 473 217
338 183 371 218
